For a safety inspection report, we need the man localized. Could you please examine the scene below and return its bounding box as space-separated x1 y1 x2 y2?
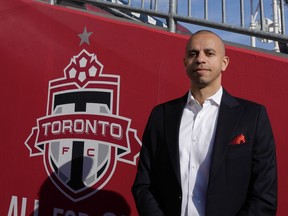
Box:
132 30 277 216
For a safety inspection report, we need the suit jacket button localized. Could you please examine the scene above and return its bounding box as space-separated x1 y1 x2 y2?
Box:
179 196 182 199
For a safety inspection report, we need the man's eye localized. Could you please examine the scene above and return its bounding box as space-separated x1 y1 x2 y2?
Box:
207 51 215 56
188 52 197 57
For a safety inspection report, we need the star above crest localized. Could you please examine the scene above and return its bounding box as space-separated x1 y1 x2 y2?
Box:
78 26 93 46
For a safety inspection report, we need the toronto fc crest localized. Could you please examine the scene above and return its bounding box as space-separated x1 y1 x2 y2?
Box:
25 48 141 202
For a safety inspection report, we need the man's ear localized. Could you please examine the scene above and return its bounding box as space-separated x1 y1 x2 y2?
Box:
222 56 229 71
183 58 186 67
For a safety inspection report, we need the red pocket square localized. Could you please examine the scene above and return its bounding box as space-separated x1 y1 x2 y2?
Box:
230 133 246 145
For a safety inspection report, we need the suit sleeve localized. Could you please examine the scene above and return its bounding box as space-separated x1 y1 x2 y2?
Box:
131 109 165 216
237 106 277 216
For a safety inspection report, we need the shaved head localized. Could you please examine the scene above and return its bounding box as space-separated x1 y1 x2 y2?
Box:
185 30 226 56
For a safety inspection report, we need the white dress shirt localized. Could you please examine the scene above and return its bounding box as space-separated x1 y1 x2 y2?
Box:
179 87 223 216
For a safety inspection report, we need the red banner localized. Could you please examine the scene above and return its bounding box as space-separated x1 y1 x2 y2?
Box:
26 114 133 154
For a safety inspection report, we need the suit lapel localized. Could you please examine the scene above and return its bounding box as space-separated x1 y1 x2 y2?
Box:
165 94 187 185
209 90 242 181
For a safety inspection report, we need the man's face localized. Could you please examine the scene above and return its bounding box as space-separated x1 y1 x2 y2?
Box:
184 32 229 89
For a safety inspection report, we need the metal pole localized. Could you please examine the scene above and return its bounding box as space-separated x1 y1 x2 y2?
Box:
168 0 176 32
204 0 208 20
272 0 280 51
155 0 158 11
222 0 226 23
188 0 192 17
240 0 245 27
259 0 265 30
279 0 286 34
250 0 256 47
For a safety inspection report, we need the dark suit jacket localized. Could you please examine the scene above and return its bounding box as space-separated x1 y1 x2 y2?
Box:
132 90 277 216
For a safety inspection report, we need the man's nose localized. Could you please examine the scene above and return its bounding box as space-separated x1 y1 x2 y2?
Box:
196 52 206 63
